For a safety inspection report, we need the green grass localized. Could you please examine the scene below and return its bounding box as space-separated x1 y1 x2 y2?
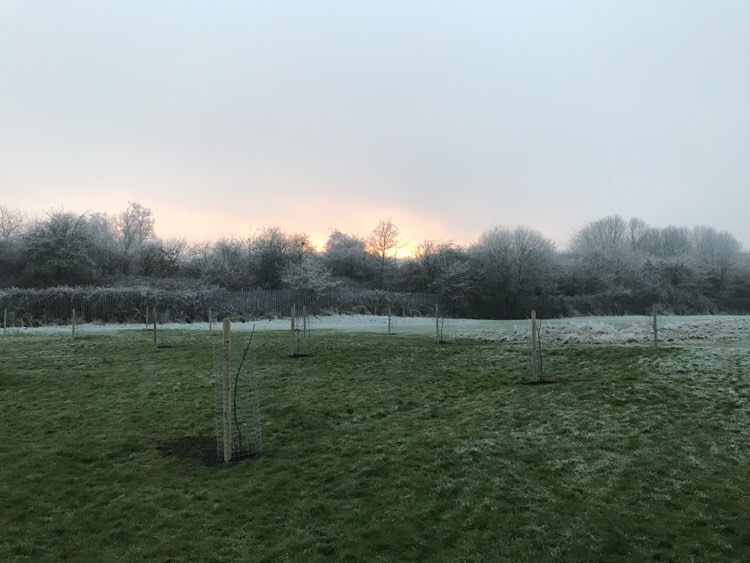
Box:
1 329 749 561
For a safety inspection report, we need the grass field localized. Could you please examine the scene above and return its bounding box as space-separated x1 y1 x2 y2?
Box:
1 324 749 561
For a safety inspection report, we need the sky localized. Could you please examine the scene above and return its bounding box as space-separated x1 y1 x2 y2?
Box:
1 1 749 254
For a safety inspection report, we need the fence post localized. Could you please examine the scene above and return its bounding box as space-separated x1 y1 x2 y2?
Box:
209 307 213 334
222 318 232 463
3 308 6 335
652 304 658 351
388 304 392 335
72 307 77 339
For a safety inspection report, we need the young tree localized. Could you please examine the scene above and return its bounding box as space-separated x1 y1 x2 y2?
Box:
366 218 401 288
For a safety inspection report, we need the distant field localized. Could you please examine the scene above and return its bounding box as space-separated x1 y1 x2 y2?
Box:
1 318 749 560
14 312 750 343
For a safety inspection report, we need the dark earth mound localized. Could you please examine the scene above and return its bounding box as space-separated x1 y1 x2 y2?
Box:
157 435 262 467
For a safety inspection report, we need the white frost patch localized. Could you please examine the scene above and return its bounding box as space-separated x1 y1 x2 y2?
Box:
7 314 750 347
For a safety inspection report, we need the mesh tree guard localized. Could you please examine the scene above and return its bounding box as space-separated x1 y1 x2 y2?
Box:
213 321 262 462
527 310 554 384
289 303 311 357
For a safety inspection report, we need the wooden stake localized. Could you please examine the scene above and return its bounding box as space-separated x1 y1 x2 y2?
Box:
302 305 307 337
388 304 392 335
209 308 213 334
153 306 157 349
652 304 658 351
435 303 440 342
222 318 232 463
72 307 77 339
145 305 149 329
3 308 7 335
290 304 296 356
531 309 539 380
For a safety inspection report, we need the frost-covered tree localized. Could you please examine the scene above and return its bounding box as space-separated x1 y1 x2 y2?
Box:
282 253 335 292
570 215 628 254
413 240 473 311
85 212 119 278
22 211 95 286
323 230 374 284
469 226 556 318
366 218 401 288
627 217 649 252
249 227 311 289
199 238 249 288
690 226 742 291
136 240 183 278
108 202 157 276
0 205 27 240
115 202 155 253
657 226 692 259
0 206 27 285
568 215 636 293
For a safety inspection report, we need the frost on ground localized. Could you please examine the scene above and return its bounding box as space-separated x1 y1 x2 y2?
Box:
9 314 750 347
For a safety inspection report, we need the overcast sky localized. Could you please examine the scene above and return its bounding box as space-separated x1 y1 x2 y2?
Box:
1 1 749 253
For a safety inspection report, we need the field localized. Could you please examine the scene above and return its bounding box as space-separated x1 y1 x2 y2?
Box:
1 316 749 561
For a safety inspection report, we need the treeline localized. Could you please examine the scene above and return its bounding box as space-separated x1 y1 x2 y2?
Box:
1 204 748 318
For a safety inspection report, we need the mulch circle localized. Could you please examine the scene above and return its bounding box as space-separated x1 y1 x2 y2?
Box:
157 435 223 466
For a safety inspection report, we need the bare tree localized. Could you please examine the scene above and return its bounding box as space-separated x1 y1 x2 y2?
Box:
570 215 628 253
85 212 119 277
627 217 649 252
366 218 401 287
470 226 556 317
691 226 742 290
658 226 693 259
0 205 27 240
115 202 155 254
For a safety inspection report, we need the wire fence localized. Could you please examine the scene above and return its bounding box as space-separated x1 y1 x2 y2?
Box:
0 287 441 328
